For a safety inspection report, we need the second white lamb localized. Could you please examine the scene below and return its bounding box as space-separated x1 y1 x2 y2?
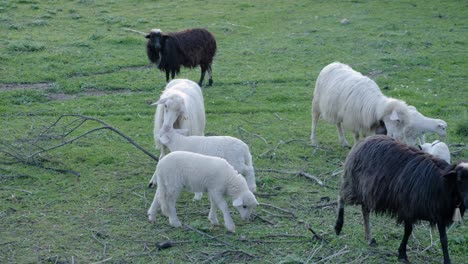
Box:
147 151 259 233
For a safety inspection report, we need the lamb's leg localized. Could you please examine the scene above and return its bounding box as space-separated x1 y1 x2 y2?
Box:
334 195 345 235
212 193 235 232
208 193 219 225
398 221 413 263
207 64 213 86
199 65 207 87
166 192 181 227
336 123 350 147
362 204 376 246
310 107 320 146
147 188 161 222
437 222 451 264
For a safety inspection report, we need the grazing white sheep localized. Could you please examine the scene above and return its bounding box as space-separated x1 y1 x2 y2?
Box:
311 62 410 147
420 140 451 163
147 151 259 233
153 79 206 158
403 106 447 146
159 128 257 193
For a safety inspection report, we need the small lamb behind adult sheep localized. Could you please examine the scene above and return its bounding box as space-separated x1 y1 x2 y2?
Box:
146 28 217 86
153 79 205 159
403 105 447 146
159 128 257 193
147 151 259 233
311 62 410 147
420 140 451 163
335 135 468 264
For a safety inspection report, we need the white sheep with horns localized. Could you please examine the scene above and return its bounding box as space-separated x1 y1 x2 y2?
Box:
153 79 205 159
403 105 447 146
311 62 410 147
147 151 259 233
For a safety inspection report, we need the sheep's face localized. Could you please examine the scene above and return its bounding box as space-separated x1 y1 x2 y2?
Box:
435 120 447 139
145 29 163 52
382 109 408 141
233 191 259 220
156 96 186 133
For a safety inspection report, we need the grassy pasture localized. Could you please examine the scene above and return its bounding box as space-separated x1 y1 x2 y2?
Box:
0 0 467 263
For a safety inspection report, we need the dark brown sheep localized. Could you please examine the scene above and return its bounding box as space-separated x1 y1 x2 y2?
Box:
335 135 467 264
146 28 217 86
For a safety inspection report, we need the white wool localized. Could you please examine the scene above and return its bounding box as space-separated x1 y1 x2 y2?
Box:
147 151 258 232
403 106 447 146
153 79 205 158
150 28 161 33
159 128 256 193
420 140 451 163
311 62 410 147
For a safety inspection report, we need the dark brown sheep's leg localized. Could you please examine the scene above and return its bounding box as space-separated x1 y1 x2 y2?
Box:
437 222 451 264
165 70 170 83
334 195 345 235
199 65 207 87
207 64 213 86
398 221 412 263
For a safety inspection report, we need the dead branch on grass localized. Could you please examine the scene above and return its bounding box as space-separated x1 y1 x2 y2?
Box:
1 114 158 175
257 168 324 186
260 138 310 158
184 224 234 247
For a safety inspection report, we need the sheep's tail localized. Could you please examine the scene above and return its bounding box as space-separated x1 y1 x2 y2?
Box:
334 195 345 235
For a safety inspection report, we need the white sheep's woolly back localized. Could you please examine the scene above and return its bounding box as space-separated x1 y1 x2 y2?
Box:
313 62 409 136
153 79 205 151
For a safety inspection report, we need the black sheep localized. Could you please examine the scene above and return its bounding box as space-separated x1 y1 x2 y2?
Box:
334 135 468 264
145 28 217 86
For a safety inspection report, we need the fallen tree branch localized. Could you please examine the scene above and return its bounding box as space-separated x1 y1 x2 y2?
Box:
257 168 324 186
184 224 234 247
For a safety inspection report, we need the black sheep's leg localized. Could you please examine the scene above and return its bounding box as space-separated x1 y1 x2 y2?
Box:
165 70 170 83
398 221 413 263
362 204 376 246
334 195 345 235
198 65 207 87
437 222 451 264
207 64 213 86
171 70 176 80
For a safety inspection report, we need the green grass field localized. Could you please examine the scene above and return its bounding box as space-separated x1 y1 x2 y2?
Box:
1 0 467 263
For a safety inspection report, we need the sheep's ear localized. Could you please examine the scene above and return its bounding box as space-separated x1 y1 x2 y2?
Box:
389 110 400 121
159 134 170 145
233 197 243 207
443 170 457 182
145 34 150 39
152 98 167 106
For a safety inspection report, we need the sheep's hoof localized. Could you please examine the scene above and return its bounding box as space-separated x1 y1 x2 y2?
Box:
398 257 410 264
148 182 156 188
369 238 377 247
208 79 213 86
170 219 182 227
148 215 156 223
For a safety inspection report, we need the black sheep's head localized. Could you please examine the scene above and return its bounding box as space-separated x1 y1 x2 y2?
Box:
146 28 163 51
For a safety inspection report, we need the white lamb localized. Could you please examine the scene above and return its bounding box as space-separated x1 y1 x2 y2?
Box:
147 151 259 233
159 128 257 193
153 79 206 159
403 105 447 146
420 140 451 163
311 62 410 147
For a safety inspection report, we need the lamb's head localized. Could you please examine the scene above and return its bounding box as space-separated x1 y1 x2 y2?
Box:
434 119 447 139
232 190 259 221
419 142 433 153
153 95 187 134
145 28 163 51
381 100 410 141
159 128 188 145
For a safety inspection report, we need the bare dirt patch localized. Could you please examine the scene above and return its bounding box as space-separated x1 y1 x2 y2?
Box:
0 82 54 91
